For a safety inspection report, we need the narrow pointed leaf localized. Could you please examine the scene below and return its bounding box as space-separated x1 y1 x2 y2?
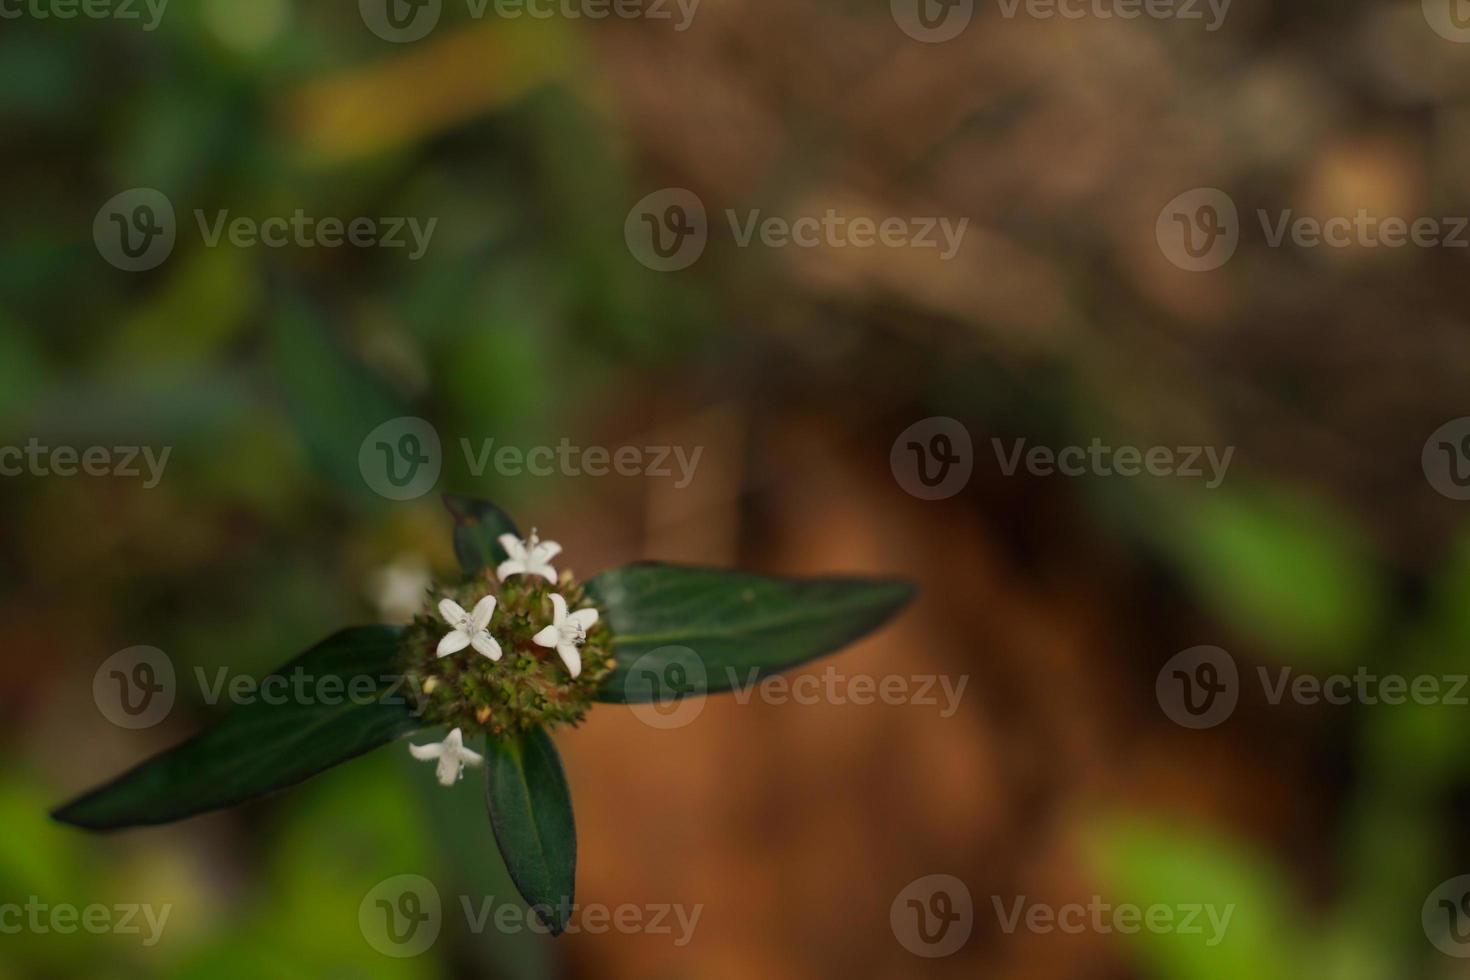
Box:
444 494 520 577
483 728 576 935
53 626 423 831
587 563 915 703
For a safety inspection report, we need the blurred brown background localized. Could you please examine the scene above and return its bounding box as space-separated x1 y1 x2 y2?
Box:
5 0 1470 977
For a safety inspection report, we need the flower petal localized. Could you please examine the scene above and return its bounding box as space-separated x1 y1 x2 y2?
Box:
496 558 526 582
471 631 502 661
548 592 568 625
437 630 470 657
408 741 443 760
443 728 465 751
568 607 599 630
498 534 525 560
556 643 582 679
471 595 497 630
438 598 467 625
533 562 558 583
435 755 461 787
532 624 560 649
534 540 562 562
457 744 484 768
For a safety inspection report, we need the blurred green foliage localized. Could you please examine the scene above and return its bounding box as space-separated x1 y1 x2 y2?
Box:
5 3 1470 979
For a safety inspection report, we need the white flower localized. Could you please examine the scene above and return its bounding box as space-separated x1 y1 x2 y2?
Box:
437 595 501 661
497 530 561 583
533 593 598 679
409 728 484 787
369 555 430 623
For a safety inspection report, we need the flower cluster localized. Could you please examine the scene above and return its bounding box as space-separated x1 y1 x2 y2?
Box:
405 531 613 783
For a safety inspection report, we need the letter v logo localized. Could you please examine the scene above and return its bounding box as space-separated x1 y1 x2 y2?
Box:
361 0 441 42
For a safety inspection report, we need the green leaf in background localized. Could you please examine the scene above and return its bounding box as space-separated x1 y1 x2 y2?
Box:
0 317 46 425
270 302 406 496
52 627 423 830
171 762 441 980
587 563 915 702
109 245 256 371
438 270 556 433
483 728 576 936
1150 484 1384 667
1085 814 1302 980
1363 526 1470 787
0 774 188 972
0 779 79 899
444 493 521 577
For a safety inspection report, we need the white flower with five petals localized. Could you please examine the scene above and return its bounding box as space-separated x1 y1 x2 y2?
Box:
437 595 502 661
497 530 561 583
533 593 598 679
408 727 483 787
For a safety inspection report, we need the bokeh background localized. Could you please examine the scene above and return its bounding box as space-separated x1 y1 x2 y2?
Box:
6 0 1470 976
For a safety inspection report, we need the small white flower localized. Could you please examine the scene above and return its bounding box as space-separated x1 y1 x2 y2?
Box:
369 555 430 623
533 593 598 679
497 530 561 583
437 595 501 661
409 727 484 787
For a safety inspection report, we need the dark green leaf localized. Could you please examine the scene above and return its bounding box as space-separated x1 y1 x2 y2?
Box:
444 494 520 578
483 728 576 935
412 765 555 979
587 563 915 703
52 626 423 831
